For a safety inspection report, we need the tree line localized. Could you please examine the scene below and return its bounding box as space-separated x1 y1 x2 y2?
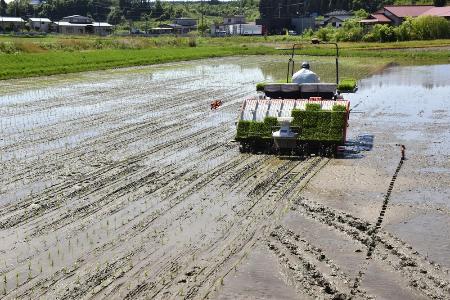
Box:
259 0 445 20
1 0 447 24
312 14 450 42
0 0 258 24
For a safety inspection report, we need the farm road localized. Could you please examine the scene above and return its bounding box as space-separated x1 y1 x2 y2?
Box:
0 58 449 299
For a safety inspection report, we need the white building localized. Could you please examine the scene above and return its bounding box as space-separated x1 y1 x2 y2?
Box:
223 15 246 25
169 18 197 34
211 15 262 36
55 15 112 35
0 16 25 32
321 10 354 28
226 23 262 35
29 18 52 32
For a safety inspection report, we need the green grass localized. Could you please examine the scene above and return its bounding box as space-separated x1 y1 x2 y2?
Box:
0 45 277 80
0 35 449 80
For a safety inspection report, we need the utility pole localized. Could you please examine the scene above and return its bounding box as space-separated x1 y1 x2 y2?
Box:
200 0 204 35
278 3 281 18
96 2 99 35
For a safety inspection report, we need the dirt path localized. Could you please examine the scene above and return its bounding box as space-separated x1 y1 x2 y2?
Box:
1 58 449 299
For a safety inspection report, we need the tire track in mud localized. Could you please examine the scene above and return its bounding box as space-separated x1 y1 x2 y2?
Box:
101 156 287 299
351 156 406 295
279 196 450 299
2 153 252 298
55 157 322 300
2 140 321 299
21 154 276 298
268 226 363 299
180 158 327 300
1 61 264 298
0 144 248 264
1 119 276 298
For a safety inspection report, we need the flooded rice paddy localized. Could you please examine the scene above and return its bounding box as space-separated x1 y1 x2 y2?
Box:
0 56 449 299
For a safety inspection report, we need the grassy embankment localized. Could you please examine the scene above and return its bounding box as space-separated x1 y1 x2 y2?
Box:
0 35 449 80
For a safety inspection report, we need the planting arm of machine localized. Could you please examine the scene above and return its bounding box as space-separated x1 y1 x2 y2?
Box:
272 117 298 150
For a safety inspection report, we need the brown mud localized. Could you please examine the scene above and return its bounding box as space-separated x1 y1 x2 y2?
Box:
0 57 449 299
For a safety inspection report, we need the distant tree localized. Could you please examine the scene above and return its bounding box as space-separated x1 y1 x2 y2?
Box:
153 0 164 18
107 7 122 24
433 0 447 7
350 0 384 12
354 9 369 19
7 0 33 17
0 0 7 16
198 22 209 34
119 0 130 11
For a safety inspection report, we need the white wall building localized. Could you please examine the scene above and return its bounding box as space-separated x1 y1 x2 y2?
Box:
211 16 262 36
226 23 262 35
0 16 25 32
29 18 52 32
223 15 246 25
55 15 112 35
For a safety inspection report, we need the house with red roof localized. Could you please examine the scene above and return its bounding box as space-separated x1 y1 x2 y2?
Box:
360 5 450 26
422 6 450 19
359 13 392 25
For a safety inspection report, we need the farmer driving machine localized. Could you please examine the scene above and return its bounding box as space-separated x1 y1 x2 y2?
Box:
235 39 357 157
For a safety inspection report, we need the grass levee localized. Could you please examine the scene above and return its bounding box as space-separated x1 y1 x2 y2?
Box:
0 35 449 80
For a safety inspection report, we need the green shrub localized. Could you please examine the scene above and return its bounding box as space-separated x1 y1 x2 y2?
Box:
363 24 396 42
395 17 415 41
412 16 450 40
335 19 364 42
188 37 197 47
316 25 335 42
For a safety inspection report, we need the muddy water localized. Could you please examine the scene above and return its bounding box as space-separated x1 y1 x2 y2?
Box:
1 58 449 299
0 56 334 299
346 64 450 268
